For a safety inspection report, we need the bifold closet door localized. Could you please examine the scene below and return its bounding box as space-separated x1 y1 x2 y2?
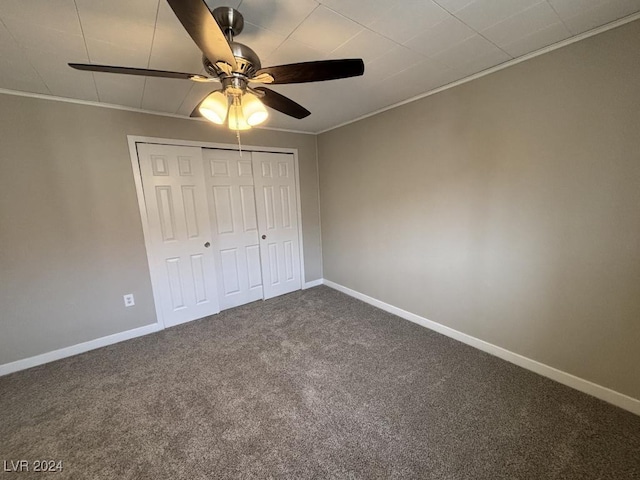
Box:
203 149 263 310
137 143 220 327
252 151 302 299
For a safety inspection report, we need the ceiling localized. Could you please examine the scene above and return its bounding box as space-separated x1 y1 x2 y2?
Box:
1 0 638 133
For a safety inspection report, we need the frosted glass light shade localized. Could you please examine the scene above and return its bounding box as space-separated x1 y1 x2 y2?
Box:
242 92 268 126
199 91 228 124
227 104 251 131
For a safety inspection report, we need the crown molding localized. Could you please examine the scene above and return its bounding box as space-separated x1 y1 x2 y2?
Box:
1 12 637 137
0 88 315 135
317 12 640 135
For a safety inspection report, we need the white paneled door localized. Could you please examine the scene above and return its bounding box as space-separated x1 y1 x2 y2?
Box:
203 149 263 310
137 143 220 327
253 152 302 299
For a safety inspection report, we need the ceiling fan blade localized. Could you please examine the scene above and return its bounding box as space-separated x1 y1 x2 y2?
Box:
255 59 364 85
254 87 310 119
69 63 209 80
166 0 237 70
249 73 275 84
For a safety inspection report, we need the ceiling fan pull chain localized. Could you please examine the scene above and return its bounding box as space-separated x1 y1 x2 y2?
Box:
236 130 243 157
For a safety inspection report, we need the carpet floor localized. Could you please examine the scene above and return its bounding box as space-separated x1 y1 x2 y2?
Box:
1 286 639 479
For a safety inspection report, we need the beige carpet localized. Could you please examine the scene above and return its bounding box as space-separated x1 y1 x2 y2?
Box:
1 286 639 479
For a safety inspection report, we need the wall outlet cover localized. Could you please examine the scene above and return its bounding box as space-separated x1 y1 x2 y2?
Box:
123 294 135 307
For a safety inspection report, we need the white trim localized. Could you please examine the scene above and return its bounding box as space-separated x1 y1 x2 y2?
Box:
4 277 638 416
127 135 301 155
127 137 167 329
0 88 313 136
323 279 640 416
127 135 307 314
0 324 161 377
292 149 306 291
303 279 324 289
314 136 324 280
317 12 640 135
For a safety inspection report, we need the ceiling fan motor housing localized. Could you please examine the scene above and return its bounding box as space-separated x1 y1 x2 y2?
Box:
212 6 244 39
229 42 261 75
206 7 260 78
203 43 260 77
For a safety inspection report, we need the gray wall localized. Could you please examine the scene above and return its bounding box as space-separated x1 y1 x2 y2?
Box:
318 20 640 400
0 94 320 364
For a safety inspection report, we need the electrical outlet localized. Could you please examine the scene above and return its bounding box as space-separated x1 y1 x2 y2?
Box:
123 294 135 307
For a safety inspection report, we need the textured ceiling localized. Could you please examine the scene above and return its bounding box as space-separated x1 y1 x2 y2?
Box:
0 0 638 133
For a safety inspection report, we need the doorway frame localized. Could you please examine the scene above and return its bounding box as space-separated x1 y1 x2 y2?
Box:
127 135 305 329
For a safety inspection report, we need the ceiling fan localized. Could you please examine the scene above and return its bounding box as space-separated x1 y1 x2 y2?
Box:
69 0 365 130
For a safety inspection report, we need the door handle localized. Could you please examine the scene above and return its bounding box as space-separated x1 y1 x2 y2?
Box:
204 242 211 248
261 235 266 240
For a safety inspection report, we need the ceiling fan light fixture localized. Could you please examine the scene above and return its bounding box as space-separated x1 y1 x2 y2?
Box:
227 99 251 131
69 6 365 129
242 92 268 126
199 91 228 124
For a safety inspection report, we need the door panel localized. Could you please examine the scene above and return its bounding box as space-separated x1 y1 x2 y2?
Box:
239 185 257 230
246 245 262 288
213 186 234 233
253 152 302 299
138 143 219 327
203 149 263 310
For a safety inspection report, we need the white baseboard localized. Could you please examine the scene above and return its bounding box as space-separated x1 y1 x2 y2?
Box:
323 279 640 417
303 278 324 289
0 280 327 376
4 281 638 416
0 323 162 377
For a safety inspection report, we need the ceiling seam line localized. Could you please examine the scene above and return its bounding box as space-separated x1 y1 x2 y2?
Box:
73 0 100 102
274 3 321 50
147 0 161 69
434 3 514 62
319 4 407 50
296 4 431 72
175 83 196 115
0 17 53 95
545 0 572 34
141 0 163 110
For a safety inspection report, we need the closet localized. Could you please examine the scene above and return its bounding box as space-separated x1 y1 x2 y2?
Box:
136 142 302 328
